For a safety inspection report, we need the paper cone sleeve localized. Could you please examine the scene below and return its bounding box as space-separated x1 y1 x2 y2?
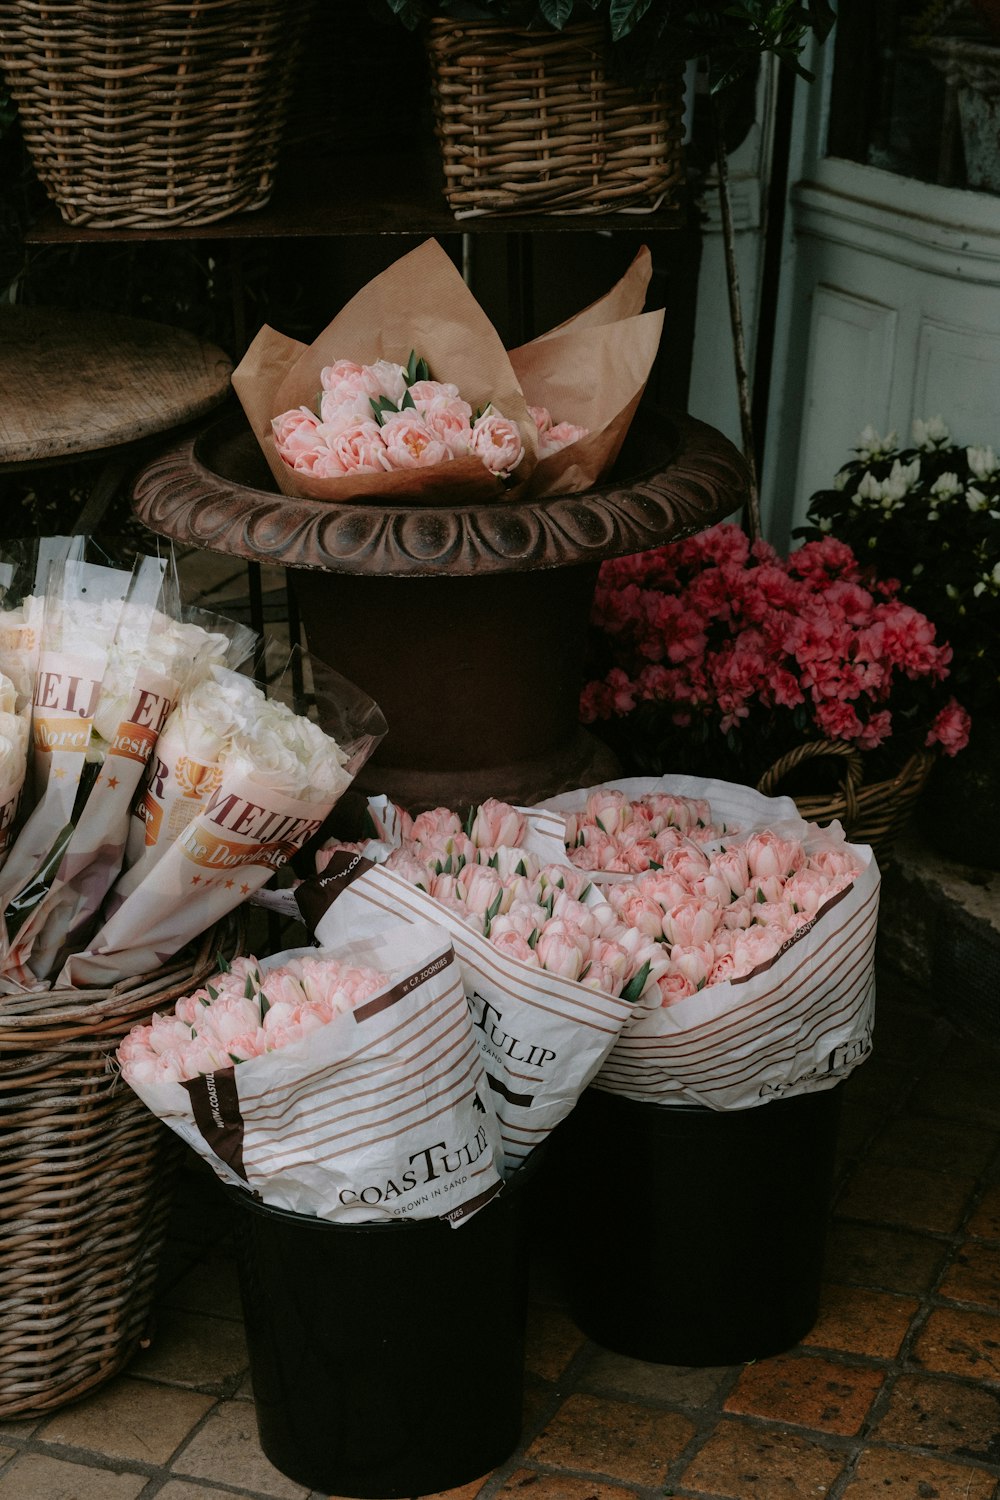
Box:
231 238 538 506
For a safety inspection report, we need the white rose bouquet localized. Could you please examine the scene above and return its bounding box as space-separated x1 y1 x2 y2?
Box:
0 562 259 986
61 657 386 989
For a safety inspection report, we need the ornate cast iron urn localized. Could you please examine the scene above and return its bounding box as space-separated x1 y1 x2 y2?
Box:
132 409 748 811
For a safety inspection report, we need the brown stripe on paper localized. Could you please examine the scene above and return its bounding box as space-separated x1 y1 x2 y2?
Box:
353 948 456 1023
486 1074 535 1108
182 1069 248 1181
296 851 377 930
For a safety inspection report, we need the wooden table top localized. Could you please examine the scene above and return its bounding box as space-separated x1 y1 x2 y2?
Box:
0 306 233 467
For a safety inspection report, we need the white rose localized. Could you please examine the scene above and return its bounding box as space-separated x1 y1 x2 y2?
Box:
230 699 350 802
158 670 262 764
0 711 28 788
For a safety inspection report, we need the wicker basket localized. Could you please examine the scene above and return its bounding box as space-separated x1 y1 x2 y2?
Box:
0 0 311 229
756 740 935 864
0 925 240 1418
425 20 685 217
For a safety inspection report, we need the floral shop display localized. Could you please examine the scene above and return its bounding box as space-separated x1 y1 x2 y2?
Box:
802 418 1000 866
580 521 971 857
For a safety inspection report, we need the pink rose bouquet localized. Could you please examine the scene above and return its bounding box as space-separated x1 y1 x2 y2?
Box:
272 351 588 486
233 238 664 508
581 522 971 789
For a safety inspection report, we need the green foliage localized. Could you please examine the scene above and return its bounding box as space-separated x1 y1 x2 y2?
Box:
379 0 835 87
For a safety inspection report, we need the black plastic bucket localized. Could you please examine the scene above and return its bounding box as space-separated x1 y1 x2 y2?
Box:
545 1085 842 1366
227 1164 535 1497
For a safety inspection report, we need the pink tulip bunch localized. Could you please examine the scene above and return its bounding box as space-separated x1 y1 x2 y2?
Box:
117 952 387 1085
564 787 734 873
272 353 588 482
314 794 863 1007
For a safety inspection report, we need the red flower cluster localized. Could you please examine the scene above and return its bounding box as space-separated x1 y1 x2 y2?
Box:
581 525 970 767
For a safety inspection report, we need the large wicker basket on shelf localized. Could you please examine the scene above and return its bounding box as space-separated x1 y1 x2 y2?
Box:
0 924 240 1418
425 20 685 217
756 740 935 864
0 0 311 229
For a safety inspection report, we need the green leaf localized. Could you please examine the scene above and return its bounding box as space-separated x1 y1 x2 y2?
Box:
527 928 539 948
406 349 418 385
206 984 218 1001
621 958 652 1006
485 891 504 922
401 388 415 410
609 0 653 41
259 989 270 1018
579 960 592 981
539 0 574 27
416 357 430 383
215 953 231 973
756 887 766 903
244 973 257 999
516 858 527 876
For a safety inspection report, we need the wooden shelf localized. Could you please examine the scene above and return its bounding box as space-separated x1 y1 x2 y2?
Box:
23 146 691 245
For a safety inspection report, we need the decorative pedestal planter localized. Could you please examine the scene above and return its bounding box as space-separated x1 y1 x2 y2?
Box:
132 407 747 812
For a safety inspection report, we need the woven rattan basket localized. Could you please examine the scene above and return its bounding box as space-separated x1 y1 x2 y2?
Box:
0 924 240 1418
756 740 935 864
425 20 685 217
0 0 310 229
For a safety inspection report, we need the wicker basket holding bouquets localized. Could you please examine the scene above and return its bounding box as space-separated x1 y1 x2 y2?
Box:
579 523 971 863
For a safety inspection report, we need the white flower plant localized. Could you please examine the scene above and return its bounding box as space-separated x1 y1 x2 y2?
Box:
799 417 1000 720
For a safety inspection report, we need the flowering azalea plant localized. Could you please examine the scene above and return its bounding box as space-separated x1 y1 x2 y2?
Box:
580 522 971 789
799 419 1000 721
